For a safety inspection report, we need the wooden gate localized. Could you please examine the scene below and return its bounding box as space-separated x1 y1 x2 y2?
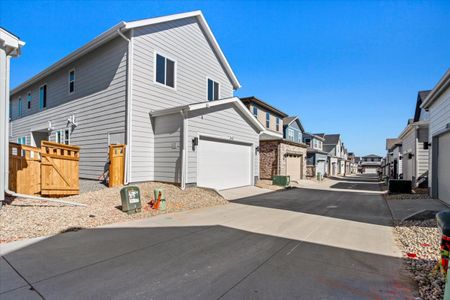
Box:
40 141 80 197
109 144 126 187
9 143 41 195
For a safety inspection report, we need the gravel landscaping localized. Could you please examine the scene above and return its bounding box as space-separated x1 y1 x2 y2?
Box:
385 193 432 200
0 182 227 243
394 219 445 299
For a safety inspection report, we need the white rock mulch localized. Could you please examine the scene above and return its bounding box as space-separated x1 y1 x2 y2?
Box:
0 182 227 243
394 219 446 299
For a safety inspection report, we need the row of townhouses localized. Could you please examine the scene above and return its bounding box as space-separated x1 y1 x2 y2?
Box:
382 70 450 204
8 11 360 191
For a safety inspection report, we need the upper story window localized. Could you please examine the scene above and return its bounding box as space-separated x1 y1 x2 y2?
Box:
17 136 26 145
276 118 280 131
18 97 22 117
39 85 47 110
288 129 294 141
155 53 175 88
252 106 258 118
266 112 270 128
304 138 311 146
68 69 75 94
27 92 31 109
56 129 70 145
207 78 219 101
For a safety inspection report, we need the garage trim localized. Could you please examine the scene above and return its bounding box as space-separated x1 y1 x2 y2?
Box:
196 133 255 190
431 124 450 199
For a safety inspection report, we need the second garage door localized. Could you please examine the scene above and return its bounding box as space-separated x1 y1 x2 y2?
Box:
286 154 303 182
197 137 252 190
438 132 450 204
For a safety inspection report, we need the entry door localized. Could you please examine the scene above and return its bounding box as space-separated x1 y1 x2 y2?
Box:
197 137 252 190
438 132 450 204
286 154 302 182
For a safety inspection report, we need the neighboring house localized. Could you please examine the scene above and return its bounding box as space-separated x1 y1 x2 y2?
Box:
348 152 357 174
241 96 286 140
360 154 382 174
1 28 25 202
323 134 344 176
385 138 402 179
9 11 265 191
241 97 307 182
303 132 328 177
421 69 450 204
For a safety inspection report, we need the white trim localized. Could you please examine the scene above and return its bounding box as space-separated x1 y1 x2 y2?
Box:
149 97 265 133
153 51 177 90
421 69 450 109
68 68 75 95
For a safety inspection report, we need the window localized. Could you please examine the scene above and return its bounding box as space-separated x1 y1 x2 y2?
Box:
276 117 280 131
266 112 270 128
18 97 22 117
56 129 70 145
288 129 294 141
68 69 75 93
27 92 31 109
207 78 219 101
17 136 26 145
155 53 175 88
39 85 47 109
304 138 311 146
253 106 258 118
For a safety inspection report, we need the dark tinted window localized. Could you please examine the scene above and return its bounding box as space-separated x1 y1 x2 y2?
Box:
156 54 165 84
207 79 219 101
213 81 219 100
166 59 175 88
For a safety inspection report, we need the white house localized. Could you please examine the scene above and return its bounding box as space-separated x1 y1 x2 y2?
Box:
8 11 264 191
421 69 450 204
1 28 25 202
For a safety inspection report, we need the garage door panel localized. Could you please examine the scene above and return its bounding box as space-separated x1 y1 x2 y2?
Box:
438 132 450 204
197 138 252 190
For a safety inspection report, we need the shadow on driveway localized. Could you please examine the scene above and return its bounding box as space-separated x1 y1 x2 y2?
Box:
1 225 416 299
233 187 393 226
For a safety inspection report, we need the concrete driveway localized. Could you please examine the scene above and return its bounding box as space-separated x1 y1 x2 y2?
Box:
1 181 415 299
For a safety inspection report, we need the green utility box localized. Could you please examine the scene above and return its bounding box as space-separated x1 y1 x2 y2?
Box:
316 172 323 181
273 175 290 187
154 188 166 211
120 186 141 214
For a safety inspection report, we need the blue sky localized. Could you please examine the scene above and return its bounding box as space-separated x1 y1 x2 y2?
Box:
1 0 449 156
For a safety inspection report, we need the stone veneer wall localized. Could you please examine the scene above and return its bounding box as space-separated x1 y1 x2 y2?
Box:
259 140 307 180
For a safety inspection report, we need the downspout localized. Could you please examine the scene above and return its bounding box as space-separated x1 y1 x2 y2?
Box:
2 50 85 207
180 109 188 190
117 28 133 184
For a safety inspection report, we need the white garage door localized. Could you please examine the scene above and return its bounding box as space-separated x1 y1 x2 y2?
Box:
197 137 252 190
438 132 450 204
316 160 326 177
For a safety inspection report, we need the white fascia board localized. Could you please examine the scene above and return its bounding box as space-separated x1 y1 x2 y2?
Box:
0 29 25 49
150 97 265 133
125 11 241 90
421 69 450 109
11 22 126 94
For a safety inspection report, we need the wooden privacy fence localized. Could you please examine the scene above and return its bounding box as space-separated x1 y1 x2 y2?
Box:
41 141 80 197
9 143 41 195
109 144 126 188
9 141 80 197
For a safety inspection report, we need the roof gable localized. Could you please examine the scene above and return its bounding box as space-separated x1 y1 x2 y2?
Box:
12 11 240 93
240 96 288 118
283 116 305 132
323 134 341 145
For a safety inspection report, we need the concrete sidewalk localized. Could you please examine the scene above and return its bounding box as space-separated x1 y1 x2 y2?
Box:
218 186 272 200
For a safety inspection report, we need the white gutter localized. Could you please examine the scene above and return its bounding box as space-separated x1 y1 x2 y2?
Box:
117 28 133 184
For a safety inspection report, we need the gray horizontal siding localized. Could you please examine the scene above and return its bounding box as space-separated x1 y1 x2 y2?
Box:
187 103 260 183
9 37 128 179
130 17 235 182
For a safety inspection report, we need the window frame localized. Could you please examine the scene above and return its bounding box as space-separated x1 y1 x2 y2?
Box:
39 84 47 110
288 129 294 141
18 97 22 117
68 69 75 94
27 91 31 109
265 112 270 128
252 106 258 118
276 117 280 131
17 136 26 145
206 77 220 101
55 128 71 145
153 52 177 90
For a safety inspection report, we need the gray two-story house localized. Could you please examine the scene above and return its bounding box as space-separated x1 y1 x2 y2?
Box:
303 133 328 177
9 11 265 191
